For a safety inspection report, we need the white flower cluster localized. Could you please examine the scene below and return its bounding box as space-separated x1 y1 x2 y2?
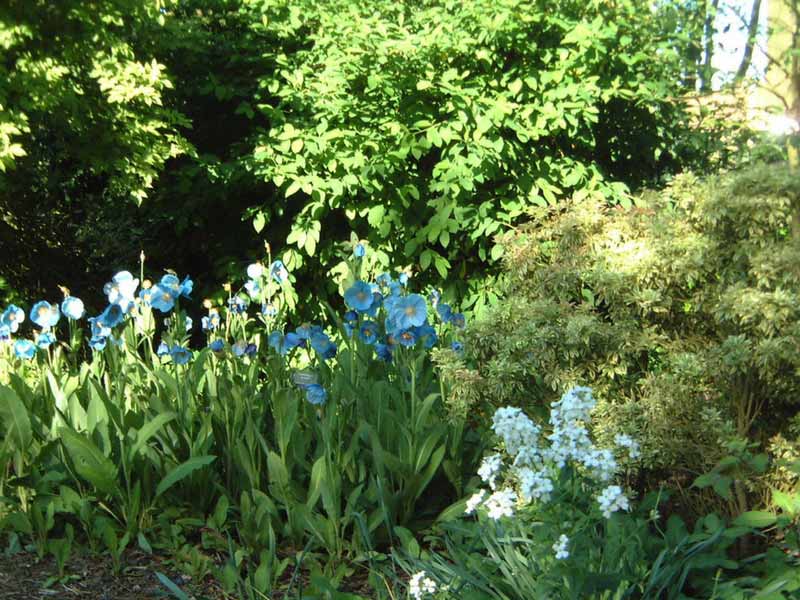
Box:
492 406 541 457
466 387 639 522
614 433 641 459
552 534 570 560
477 454 503 490
597 485 630 518
485 489 517 520
409 571 437 600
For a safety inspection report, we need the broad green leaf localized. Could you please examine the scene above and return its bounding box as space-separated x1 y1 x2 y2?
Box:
155 455 216 498
59 428 118 495
0 384 31 450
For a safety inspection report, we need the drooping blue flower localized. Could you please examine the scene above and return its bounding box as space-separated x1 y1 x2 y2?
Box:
104 271 139 312
149 284 176 313
244 279 261 299
261 302 277 317
413 323 437 349
376 273 392 288
344 281 374 312
295 323 314 340
170 345 192 365
396 328 418 347
202 310 221 331
389 294 427 330
359 321 379 344
1 305 25 333
354 243 366 258
388 281 403 297
247 263 264 279
310 331 337 359
13 339 36 360
156 341 170 356
88 315 110 338
375 343 393 363
270 260 289 284
344 310 358 323
343 322 354 337
159 274 181 294
362 291 383 317
244 343 257 357
268 331 302 355
61 296 85 320
179 277 193 298
451 313 466 328
398 272 409 286
302 383 327 406
30 301 60 329
436 303 453 323
99 304 124 329
228 296 248 314
139 287 153 305
209 339 225 355
89 336 107 351
184 316 193 332
232 340 254 358
0 325 10 342
36 331 56 349
451 341 464 353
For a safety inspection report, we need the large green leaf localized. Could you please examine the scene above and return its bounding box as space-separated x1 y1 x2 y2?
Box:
155 455 216 498
0 384 31 450
59 428 118 495
129 412 176 460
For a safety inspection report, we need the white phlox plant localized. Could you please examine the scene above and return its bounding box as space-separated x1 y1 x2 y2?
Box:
467 386 636 523
409 571 437 600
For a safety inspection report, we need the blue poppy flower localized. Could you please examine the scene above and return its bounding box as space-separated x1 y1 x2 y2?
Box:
36 331 56 349
295 323 314 340
1 305 25 333
156 341 170 356
398 272 409 286
184 316 193 332
202 310 221 331
375 343 393 363
376 273 392 288
344 310 358 323
310 331 337 359
247 263 264 279
149 284 176 313
244 343 257 357
359 321 379 344
451 313 466 328
170 345 192 365
270 260 289 284
244 279 261 299
61 296 85 320
261 302 277 317
344 281 374 312
384 314 400 337
179 277 193 298
302 383 327 405
139 287 153 305
99 304 124 328
389 294 427 330
0 325 10 342
159 274 181 294
396 328 418 347
89 336 107 351
14 339 36 360
343 322 354 337
413 324 437 349
436 303 453 322
388 281 403 297
104 271 139 312
362 292 383 318
209 339 225 355
451 341 464 353
30 301 60 329
228 296 248 314
354 243 366 258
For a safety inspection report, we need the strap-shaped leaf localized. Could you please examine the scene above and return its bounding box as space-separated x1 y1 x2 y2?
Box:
0 385 31 450
155 455 216 498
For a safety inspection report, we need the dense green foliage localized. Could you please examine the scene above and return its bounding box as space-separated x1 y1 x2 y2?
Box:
0 0 749 313
456 164 800 506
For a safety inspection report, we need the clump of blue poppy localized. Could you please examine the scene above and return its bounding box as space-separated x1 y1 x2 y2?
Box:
30 301 60 329
1 305 25 333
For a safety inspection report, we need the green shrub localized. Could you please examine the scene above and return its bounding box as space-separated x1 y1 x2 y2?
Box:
458 164 800 498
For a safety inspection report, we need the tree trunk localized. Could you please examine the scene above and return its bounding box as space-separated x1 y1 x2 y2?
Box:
736 0 764 83
701 0 721 91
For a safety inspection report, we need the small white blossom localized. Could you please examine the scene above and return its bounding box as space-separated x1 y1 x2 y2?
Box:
485 488 516 520
550 386 595 427
492 407 541 456
597 485 629 518
579 448 617 481
518 467 554 503
477 454 503 490
465 490 486 515
614 433 641 459
552 534 570 560
409 571 437 600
